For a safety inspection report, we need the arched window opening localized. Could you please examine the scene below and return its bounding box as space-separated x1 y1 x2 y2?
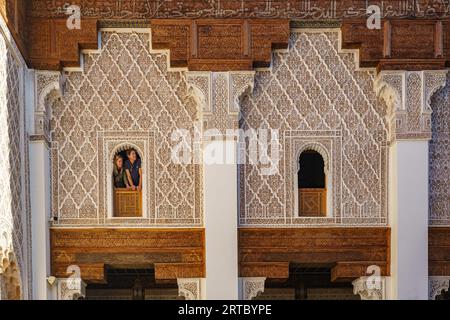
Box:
112 148 143 217
298 150 327 217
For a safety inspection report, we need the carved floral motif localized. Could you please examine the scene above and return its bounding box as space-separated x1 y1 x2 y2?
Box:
57 278 86 300
50 31 202 226
429 276 450 300
240 30 389 226
0 15 29 299
352 276 386 300
242 277 266 300
375 70 447 142
430 74 450 225
177 278 201 300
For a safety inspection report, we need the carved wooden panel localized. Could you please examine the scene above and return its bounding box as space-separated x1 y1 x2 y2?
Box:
27 1 450 20
151 19 290 71
429 227 450 276
239 227 390 280
331 261 389 282
341 19 450 71
28 18 98 70
50 228 206 282
0 0 27 59
299 188 327 217
114 190 142 217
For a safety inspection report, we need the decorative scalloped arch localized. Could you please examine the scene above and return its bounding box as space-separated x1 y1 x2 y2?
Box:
110 142 144 162
296 142 330 174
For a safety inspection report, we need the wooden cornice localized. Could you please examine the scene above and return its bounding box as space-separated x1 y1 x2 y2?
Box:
341 19 450 71
3 1 450 71
24 17 450 72
239 227 391 281
28 18 99 70
151 19 290 71
50 228 205 283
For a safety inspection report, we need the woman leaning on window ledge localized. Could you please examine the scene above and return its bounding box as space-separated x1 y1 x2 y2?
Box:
113 154 130 189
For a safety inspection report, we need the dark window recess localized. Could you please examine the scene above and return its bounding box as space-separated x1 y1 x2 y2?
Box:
298 151 325 188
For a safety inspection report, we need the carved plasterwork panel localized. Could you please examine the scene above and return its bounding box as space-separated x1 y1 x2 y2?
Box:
242 277 266 300
187 71 255 132
352 276 386 300
375 70 447 142
50 31 202 226
57 278 86 300
33 71 64 142
239 30 388 226
430 74 450 225
0 15 29 299
286 131 343 224
177 278 201 300
429 276 450 300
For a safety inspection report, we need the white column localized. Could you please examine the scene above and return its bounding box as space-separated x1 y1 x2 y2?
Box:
389 140 430 299
203 139 238 299
28 71 64 300
375 70 447 300
30 140 51 300
187 72 255 299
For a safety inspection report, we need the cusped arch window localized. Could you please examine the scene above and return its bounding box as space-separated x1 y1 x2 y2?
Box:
110 145 144 218
297 147 330 217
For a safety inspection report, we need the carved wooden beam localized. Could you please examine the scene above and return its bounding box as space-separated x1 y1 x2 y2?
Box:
151 19 290 71
240 262 290 279
0 0 28 58
429 227 450 276
154 263 205 280
53 263 106 283
50 228 205 283
239 227 391 281
341 19 450 72
331 261 389 282
28 18 99 70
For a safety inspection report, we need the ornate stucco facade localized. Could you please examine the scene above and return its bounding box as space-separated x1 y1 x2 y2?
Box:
1 1 450 301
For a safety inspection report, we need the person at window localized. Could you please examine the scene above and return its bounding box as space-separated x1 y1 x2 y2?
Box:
125 149 142 191
113 155 130 189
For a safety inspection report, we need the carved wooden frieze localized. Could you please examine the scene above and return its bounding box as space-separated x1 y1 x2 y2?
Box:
4 1 450 70
238 227 391 280
28 18 98 70
151 19 290 71
50 228 206 282
341 19 450 71
27 1 450 20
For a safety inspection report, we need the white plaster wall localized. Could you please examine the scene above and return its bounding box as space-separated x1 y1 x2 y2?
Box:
389 141 429 300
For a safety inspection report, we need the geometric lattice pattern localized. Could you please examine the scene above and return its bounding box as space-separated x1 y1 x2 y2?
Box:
239 30 388 226
0 22 27 297
430 74 450 225
50 31 202 226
